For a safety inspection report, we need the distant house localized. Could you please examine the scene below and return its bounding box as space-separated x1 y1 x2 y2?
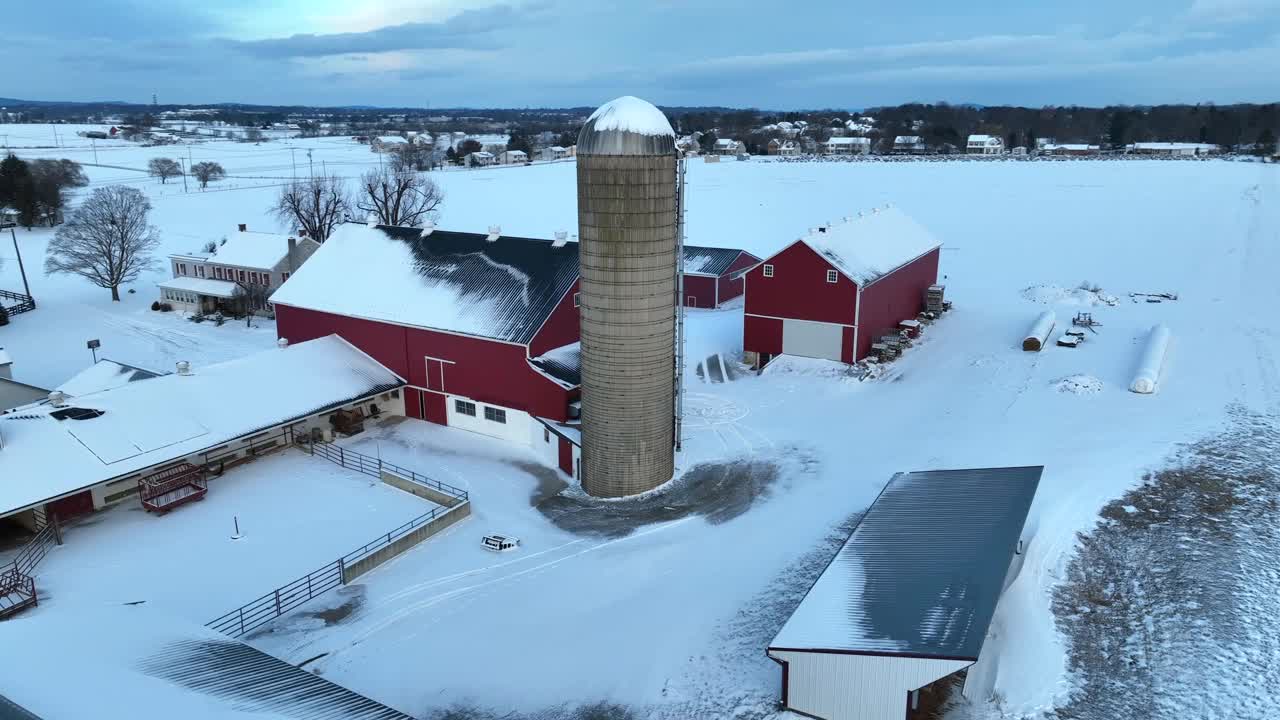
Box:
892 135 927 154
1127 142 1219 156
539 146 571 161
967 135 1005 154
714 138 745 156
499 150 529 165
371 136 409 153
411 133 434 147
1043 143 1101 156
466 151 496 167
158 225 321 315
768 139 800 156
823 137 872 156
1010 146 1027 156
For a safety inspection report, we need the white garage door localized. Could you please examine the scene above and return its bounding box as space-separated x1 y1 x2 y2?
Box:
782 319 843 361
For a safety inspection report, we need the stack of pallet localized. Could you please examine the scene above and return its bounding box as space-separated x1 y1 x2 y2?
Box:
926 284 947 314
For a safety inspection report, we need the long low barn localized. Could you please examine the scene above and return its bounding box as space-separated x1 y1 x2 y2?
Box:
768 466 1042 720
0 335 403 529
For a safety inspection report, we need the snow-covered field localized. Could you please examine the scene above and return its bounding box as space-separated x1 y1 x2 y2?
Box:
4 139 1279 718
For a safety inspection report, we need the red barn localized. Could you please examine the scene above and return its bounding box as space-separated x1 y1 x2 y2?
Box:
743 205 941 367
271 223 584 468
681 246 760 308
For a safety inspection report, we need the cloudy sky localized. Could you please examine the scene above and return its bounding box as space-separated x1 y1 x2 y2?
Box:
6 0 1280 109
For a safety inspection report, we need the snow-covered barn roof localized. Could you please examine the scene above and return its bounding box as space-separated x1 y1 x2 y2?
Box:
682 245 758 277
769 466 1042 659
0 605 413 720
529 342 581 388
792 205 942 286
0 335 402 518
208 228 309 269
270 223 581 345
57 359 162 397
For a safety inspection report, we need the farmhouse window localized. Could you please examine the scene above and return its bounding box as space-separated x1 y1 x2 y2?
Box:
484 407 507 424
282 272 290 282
214 267 222 279
763 264 774 278
250 272 260 285
826 269 838 283
455 400 476 417
238 270 246 283
261 273 270 285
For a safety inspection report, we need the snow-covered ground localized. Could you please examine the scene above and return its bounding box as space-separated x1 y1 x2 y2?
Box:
4 144 1279 718
19 449 435 623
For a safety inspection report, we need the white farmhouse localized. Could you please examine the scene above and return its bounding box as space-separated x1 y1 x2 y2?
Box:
714 138 745 155
823 137 872 155
892 135 927 154
466 151 496 167
966 134 1005 154
158 225 321 315
499 150 529 164
371 136 409 153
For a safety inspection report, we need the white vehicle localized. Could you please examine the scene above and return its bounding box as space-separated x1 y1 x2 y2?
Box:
482 534 520 552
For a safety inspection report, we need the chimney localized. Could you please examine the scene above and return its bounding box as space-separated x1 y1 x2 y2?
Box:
552 231 568 248
420 220 436 238
0 347 11 381
48 390 68 407
277 337 290 349
176 361 191 376
238 223 247 232
287 236 297 274
486 225 501 242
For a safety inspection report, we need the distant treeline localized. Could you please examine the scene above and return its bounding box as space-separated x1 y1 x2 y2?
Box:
667 103 1280 153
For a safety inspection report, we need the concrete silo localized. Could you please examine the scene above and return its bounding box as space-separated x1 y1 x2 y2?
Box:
576 96 678 498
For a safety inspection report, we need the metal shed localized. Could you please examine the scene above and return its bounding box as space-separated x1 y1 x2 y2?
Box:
768 466 1043 720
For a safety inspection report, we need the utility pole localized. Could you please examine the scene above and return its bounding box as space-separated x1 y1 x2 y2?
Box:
5 223 32 301
52 125 60 148
307 149 314 178
290 148 297 179
179 158 188 192
91 138 99 164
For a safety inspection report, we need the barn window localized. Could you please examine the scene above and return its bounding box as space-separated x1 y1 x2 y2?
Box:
763 264 774 278
544 427 550 443
826 269 838 283
455 400 476 417
484 407 507 424
573 292 580 308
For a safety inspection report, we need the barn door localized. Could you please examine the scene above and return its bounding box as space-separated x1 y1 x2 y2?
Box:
425 358 447 392
782 319 843 361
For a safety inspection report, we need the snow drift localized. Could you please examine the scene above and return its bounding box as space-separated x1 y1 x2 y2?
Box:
1130 325 1171 394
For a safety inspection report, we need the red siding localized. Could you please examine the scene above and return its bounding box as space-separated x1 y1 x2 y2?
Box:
423 390 448 424
276 304 574 422
404 388 423 419
48 490 94 519
842 326 856 364
715 251 758 304
743 242 858 326
744 314 783 356
854 248 941 360
529 280 581 357
682 275 716 308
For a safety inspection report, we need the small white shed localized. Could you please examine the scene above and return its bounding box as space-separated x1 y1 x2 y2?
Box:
767 466 1042 720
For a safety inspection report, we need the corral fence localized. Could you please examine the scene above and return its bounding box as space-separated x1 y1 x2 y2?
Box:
0 288 36 317
206 443 470 639
10 516 61 578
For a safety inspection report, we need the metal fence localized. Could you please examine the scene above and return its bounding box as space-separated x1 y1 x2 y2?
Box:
309 441 468 501
11 519 60 577
206 444 469 639
207 559 344 637
0 288 35 316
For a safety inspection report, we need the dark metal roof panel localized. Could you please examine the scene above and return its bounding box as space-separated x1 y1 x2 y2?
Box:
770 466 1042 659
682 245 752 277
530 342 581 387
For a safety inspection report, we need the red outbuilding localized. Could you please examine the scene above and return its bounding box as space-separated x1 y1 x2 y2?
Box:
272 223 584 467
681 245 761 308
743 205 942 367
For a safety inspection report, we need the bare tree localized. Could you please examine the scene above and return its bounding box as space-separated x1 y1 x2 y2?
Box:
244 128 265 143
45 186 160 301
356 166 443 227
233 281 273 325
390 143 432 172
190 161 226 190
147 157 182 184
272 175 350 242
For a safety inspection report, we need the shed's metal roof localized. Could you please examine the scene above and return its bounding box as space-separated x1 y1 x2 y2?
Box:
769 466 1042 660
529 342 581 387
682 245 756 277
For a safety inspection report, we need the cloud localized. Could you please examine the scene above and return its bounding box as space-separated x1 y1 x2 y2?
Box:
225 3 539 58
1185 0 1280 23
